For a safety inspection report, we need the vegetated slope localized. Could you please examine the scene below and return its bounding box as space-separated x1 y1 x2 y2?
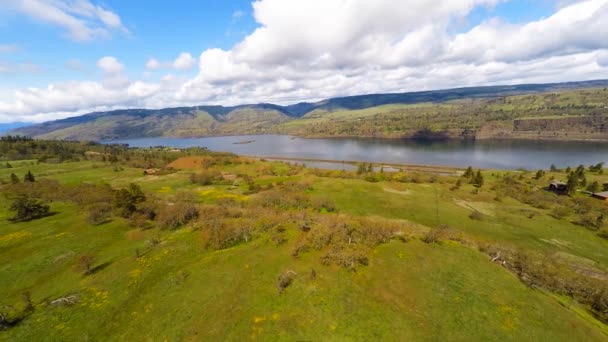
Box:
9 79 608 141
11 105 293 141
1 140 608 339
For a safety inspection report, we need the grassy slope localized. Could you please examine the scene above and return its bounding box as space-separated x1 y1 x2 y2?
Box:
1 161 608 340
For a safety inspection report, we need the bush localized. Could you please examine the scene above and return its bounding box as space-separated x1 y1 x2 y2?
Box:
321 245 369 270
422 229 442 244
550 206 572 220
190 170 221 185
469 211 484 221
8 197 51 222
75 253 95 275
312 197 337 213
87 203 112 225
156 203 199 229
200 219 253 250
277 270 296 294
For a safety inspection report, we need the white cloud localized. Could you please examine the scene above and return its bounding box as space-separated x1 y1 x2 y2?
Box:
145 53 196 71
1 0 608 123
96 56 124 74
0 44 19 53
127 81 160 98
4 0 127 42
145 58 163 70
173 52 196 71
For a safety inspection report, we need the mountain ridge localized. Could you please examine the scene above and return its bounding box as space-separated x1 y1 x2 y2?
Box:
8 79 608 141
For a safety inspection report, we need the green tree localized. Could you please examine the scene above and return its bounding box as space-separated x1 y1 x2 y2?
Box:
5 162 12 169
473 170 484 188
9 197 50 222
356 163 366 175
535 170 545 180
587 181 601 193
23 170 35 182
550 164 557 172
463 166 473 178
112 183 146 217
566 172 578 196
10 173 19 184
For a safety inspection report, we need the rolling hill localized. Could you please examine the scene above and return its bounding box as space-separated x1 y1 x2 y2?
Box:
7 79 608 141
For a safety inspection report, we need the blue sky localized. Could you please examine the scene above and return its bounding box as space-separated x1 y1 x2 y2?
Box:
0 0 607 122
0 0 256 87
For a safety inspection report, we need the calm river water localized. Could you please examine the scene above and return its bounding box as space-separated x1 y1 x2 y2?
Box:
105 135 608 170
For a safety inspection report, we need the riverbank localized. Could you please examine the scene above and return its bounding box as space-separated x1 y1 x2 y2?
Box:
249 155 464 175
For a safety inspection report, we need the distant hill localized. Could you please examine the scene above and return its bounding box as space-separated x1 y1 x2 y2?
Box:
8 79 608 141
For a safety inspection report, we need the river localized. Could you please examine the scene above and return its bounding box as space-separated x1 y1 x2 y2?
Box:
104 135 608 170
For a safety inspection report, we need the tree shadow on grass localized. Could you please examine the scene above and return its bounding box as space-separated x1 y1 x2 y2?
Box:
9 211 58 223
85 261 113 276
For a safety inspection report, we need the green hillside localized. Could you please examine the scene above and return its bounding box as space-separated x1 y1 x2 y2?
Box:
1 138 608 340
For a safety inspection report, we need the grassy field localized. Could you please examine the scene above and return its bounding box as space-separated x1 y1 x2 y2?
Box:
1 155 608 340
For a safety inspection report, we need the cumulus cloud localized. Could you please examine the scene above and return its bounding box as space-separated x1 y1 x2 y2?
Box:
145 53 196 71
3 0 127 41
1 0 608 123
96 56 124 74
173 52 196 71
145 58 163 70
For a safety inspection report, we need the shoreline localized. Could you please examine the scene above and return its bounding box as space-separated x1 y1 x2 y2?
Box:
247 155 464 175
108 132 608 144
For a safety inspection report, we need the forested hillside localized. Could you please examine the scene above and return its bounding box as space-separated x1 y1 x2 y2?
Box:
9 80 608 141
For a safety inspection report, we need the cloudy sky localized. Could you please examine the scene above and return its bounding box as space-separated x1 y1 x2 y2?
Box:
0 0 607 123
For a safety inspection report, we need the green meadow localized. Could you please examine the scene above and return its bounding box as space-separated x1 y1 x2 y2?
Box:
1 142 608 340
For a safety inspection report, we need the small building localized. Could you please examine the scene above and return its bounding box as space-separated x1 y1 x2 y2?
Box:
144 168 157 175
592 191 608 201
549 180 568 193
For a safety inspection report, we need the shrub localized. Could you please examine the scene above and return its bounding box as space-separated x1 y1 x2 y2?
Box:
469 211 484 221
8 197 50 222
200 219 253 250
87 203 112 225
75 253 95 275
189 170 221 185
277 270 296 294
156 203 199 229
321 245 369 270
587 181 601 193
550 206 572 220
312 197 337 213
422 229 442 244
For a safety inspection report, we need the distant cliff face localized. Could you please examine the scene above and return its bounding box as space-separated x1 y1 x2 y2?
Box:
474 115 608 141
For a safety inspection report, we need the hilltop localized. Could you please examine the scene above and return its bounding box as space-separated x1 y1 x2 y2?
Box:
9 80 608 141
